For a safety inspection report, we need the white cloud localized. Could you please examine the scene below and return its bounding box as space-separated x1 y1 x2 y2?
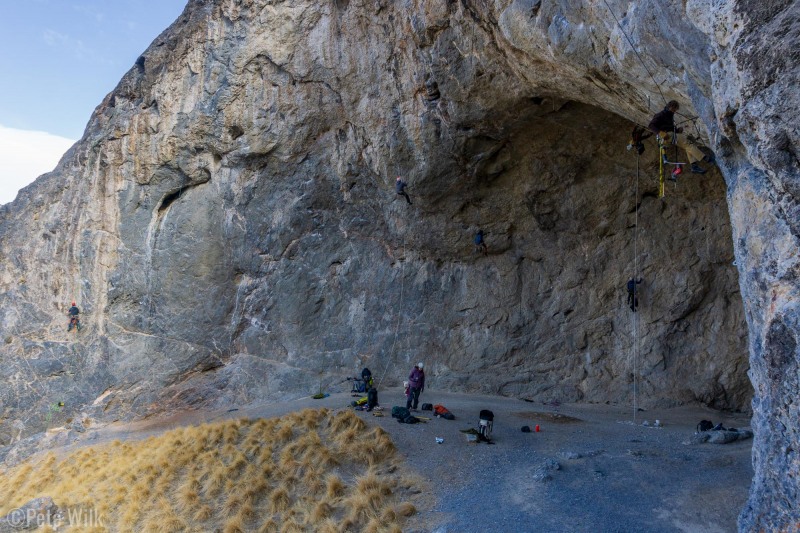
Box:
72 3 106 23
0 125 75 205
42 28 113 65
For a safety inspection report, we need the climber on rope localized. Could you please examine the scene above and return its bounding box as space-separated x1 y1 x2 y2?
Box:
627 125 652 155
474 229 488 256
395 176 412 205
648 101 714 174
627 278 643 312
67 301 81 332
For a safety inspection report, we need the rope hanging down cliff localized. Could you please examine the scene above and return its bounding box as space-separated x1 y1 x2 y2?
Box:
604 0 647 418
377 232 406 388
631 153 641 422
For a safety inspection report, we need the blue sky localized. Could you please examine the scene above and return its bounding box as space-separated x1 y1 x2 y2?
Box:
0 0 188 204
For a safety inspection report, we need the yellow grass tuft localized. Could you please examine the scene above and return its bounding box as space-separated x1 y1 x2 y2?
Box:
257 519 279 533
325 474 345 499
223 514 245 533
311 500 334 522
276 423 295 442
269 487 290 514
395 502 417 517
316 519 339 533
193 504 214 522
279 518 305 533
222 492 243 516
237 499 256 522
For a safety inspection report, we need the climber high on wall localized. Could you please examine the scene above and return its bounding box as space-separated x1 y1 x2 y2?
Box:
647 100 715 175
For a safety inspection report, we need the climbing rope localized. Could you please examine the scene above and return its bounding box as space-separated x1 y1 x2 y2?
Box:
600 0 668 107
657 136 666 199
377 231 406 387
632 153 640 423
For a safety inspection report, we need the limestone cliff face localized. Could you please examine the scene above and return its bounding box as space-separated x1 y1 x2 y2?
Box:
0 0 796 529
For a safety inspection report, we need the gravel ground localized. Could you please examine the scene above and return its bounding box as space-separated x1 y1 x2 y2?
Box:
342 388 753 533
68 387 753 533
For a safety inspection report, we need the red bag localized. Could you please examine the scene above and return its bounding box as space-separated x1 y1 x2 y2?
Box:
434 405 455 419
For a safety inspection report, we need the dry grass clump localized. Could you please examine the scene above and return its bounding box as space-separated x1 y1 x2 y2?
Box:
0 408 419 531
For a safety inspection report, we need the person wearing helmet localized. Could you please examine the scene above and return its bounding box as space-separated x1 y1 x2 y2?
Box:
406 362 425 410
67 301 81 332
395 176 412 205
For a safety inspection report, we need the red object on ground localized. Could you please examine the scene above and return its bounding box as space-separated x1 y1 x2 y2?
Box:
535 425 540 432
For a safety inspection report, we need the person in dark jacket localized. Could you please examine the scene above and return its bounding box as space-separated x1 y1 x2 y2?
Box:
396 176 412 205
67 301 81 331
406 362 425 410
648 100 712 174
627 278 643 312
474 229 488 256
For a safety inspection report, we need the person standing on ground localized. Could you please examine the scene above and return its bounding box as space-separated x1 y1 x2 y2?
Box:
396 176 412 205
647 100 714 174
627 278 643 312
406 362 425 410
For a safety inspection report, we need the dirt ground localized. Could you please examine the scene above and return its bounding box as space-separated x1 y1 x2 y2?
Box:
68 387 753 533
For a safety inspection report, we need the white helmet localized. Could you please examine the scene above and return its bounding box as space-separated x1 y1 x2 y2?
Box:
417 362 424 369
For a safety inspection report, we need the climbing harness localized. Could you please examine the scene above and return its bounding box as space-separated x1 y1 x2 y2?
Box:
68 316 82 332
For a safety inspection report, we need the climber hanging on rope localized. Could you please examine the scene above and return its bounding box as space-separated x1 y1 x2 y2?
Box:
395 176 412 205
627 278 643 312
474 229 488 256
67 301 81 332
627 125 652 155
647 101 715 174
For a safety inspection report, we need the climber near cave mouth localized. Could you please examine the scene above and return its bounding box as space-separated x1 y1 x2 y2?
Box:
647 100 715 174
396 176 412 205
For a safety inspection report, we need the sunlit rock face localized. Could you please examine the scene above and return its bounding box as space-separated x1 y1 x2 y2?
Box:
0 1 797 529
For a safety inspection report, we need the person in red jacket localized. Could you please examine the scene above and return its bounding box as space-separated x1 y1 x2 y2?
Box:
406 362 425 410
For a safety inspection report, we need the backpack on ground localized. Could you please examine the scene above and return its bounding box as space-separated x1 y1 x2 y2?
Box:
434 404 455 420
392 406 410 420
421 403 433 411
479 409 495 441
391 405 419 424
367 387 379 409
697 420 714 432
